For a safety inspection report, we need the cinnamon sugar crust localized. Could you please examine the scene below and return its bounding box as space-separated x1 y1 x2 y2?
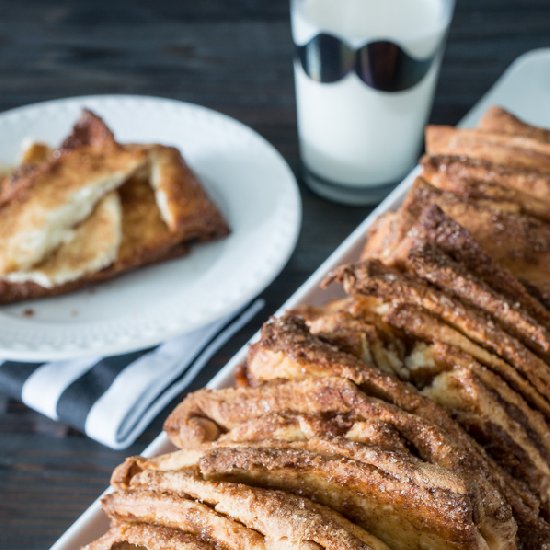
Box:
425 126 550 172
83 522 215 550
422 155 550 219
104 476 387 549
338 261 550 398
369 179 550 310
478 106 550 144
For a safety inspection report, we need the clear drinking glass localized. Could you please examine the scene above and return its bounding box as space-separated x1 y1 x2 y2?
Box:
291 0 455 205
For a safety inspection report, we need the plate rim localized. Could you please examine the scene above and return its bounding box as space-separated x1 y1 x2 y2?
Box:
0 94 301 360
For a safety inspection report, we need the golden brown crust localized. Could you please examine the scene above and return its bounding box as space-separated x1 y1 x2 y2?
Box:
400 242 550 358
218 413 410 452
401 180 550 308
278 310 549 548
113 440 487 550
102 490 266 550
0 143 52 208
1 110 114 212
128 470 388 550
371 301 550 420
164 376 472 477
166 318 520 547
0 191 122 289
0 243 190 304
425 126 550 172
338 261 550 399
422 155 550 219
103 475 387 550
412 202 550 327
83 522 215 550
361 210 406 265
147 145 229 239
61 109 117 151
297 306 408 378
424 350 550 509
478 106 550 143
362 198 550 333
253 317 550 544
198 445 481 550
0 144 146 274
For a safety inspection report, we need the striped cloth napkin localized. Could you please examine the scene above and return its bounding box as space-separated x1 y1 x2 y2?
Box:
0 299 263 449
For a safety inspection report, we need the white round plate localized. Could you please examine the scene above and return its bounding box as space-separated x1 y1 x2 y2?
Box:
0 95 300 360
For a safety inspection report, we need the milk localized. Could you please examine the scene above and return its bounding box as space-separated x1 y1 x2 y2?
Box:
291 0 454 203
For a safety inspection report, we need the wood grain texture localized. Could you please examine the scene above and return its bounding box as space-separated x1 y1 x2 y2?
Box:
0 0 549 547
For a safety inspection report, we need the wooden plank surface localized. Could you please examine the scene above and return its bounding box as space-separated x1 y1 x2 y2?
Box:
0 0 549 547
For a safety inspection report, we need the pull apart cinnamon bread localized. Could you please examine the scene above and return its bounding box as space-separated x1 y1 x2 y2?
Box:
86 107 550 549
160 316 518 549
0 110 228 303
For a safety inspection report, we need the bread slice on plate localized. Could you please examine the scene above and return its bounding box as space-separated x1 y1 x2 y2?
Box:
0 109 229 304
3 192 122 289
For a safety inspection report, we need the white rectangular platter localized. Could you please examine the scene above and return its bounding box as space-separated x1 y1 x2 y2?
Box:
52 48 550 550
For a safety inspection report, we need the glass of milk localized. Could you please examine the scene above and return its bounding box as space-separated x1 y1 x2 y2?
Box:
291 0 455 204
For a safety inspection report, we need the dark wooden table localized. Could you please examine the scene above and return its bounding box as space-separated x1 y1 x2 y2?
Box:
0 0 548 547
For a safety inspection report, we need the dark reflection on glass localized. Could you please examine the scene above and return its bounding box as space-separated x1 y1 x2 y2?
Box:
297 33 354 82
355 40 434 91
296 34 440 91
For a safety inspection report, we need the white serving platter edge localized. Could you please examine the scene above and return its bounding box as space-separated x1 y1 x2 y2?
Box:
51 47 550 549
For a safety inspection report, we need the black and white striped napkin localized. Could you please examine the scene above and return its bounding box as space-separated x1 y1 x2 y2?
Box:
0 299 263 449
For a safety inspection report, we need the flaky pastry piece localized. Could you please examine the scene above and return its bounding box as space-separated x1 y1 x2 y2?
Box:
216 412 410 452
334 261 550 405
478 106 550 144
61 108 118 151
400 239 550 358
164 392 515 547
421 343 550 509
102 473 388 550
365 300 550 420
297 306 408 379
115 430 501 550
383 179 550 308
1 191 122 288
0 116 109 212
421 155 550 220
83 521 215 550
165 376 486 486
0 125 146 274
0 141 52 207
0 110 229 303
62 110 229 242
199 447 480 550
118 443 485 550
301 304 550 501
169 327 492 473
118 437 473 507
302 302 550 485
245 317 550 547
165 377 482 473
0 173 190 303
306 299 550 513
146 145 228 239
102 490 266 550
361 199 550 334
425 126 550 172
293 295 550 543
